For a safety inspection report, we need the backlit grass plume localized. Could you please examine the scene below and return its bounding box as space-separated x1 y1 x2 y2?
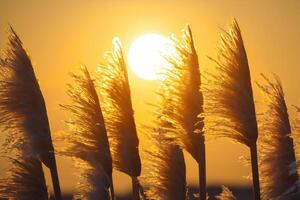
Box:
257 74 300 200
162 25 206 199
97 38 141 199
0 26 61 200
0 156 48 200
142 79 187 200
59 66 112 199
202 19 260 199
72 161 111 200
215 186 237 200
143 127 186 200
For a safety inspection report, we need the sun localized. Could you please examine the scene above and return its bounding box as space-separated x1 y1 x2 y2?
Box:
128 33 169 80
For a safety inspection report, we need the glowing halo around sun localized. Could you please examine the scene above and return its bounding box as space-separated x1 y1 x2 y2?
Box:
128 33 170 80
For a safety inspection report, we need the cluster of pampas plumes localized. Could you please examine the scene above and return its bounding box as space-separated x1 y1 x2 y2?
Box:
202 19 260 199
0 156 48 200
0 27 61 200
2 17 300 200
97 38 141 199
215 186 237 200
257 74 300 200
58 66 112 199
162 25 206 200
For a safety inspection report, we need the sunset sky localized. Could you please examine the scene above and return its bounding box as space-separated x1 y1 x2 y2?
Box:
0 0 300 195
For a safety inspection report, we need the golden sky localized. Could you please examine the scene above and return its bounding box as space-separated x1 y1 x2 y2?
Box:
0 0 300 195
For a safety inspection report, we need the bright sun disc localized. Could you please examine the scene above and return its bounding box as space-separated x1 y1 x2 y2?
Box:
128 33 169 80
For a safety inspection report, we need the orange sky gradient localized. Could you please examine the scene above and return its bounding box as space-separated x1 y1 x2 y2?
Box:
0 0 300 195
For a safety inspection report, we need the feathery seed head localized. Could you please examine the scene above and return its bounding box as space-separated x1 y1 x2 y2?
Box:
160 25 204 162
60 66 112 176
0 26 61 200
142 128 186 200
58 66 112 199
97 38 141 177
201 19 258 147
142 76 187 200
0 26 55 167
73 161 111 200
257 74 300 200
0 156 48 200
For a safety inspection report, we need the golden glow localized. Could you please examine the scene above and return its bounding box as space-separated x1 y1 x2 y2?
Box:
1 0 299 193
128 34 169 80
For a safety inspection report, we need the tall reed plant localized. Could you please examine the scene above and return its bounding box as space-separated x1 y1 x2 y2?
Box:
257 74 300 199
202 19 260 199
59 67 113 199
97 38 141 200
0 26 61 200
162 25 206 199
